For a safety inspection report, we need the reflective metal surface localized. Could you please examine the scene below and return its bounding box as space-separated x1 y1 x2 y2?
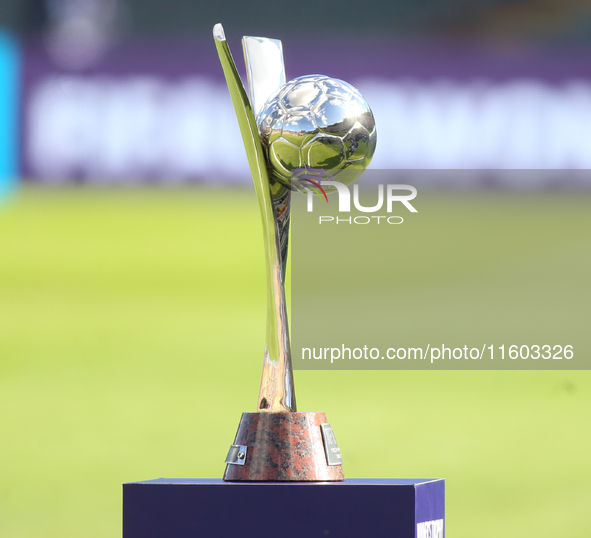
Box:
320 423 343 466
225 444 248 465
242 36 286 117
214 23 296 413
214 25 375 416
242 33 294 412
257 75 377 189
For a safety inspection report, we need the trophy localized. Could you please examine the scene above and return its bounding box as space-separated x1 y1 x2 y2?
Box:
214 23 376 481
123 28 443 538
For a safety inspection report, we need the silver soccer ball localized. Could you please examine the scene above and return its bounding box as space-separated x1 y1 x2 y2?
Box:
256 75 377 190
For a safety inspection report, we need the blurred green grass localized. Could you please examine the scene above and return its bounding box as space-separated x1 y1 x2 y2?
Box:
0 186 589 538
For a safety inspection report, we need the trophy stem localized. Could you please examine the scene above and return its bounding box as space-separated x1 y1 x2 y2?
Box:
214 24 296 413
257 180 295 412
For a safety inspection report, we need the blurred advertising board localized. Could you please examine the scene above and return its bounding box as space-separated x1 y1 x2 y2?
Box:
20 38 591 186
0 31 19 200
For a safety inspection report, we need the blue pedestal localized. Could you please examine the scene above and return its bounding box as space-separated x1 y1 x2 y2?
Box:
123 478 444 538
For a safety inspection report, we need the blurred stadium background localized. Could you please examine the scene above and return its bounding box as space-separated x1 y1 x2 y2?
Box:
0 1 590 537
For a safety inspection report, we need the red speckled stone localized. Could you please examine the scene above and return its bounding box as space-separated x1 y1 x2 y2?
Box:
223 412 345 481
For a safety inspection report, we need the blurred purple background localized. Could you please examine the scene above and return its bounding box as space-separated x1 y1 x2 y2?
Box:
3 0 591 185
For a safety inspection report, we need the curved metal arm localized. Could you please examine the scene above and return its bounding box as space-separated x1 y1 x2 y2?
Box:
213 24 296 412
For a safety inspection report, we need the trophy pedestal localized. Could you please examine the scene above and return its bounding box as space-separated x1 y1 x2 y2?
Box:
223 412 344 481
123 478 445 538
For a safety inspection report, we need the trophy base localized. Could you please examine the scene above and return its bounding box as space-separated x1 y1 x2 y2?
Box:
223 412 344 481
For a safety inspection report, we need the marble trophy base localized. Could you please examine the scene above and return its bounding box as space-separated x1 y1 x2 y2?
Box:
123 478 445 538
223 411 344 481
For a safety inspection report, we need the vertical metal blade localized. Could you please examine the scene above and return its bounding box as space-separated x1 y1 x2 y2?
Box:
214 24 295 413
242 36 286 117
242 34 294 414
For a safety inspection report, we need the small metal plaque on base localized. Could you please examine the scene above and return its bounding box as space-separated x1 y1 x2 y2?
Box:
225 445 247 466
320 423 343 466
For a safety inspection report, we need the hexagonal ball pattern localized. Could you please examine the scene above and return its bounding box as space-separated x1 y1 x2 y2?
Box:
256 75 377 188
